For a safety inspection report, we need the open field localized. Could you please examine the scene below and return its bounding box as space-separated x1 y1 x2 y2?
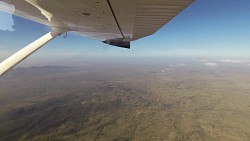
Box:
0 58 250 141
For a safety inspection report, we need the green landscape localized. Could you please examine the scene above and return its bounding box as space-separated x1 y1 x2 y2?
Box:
0 58 250 141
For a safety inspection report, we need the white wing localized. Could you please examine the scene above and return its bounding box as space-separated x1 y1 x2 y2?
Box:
0 0 193 45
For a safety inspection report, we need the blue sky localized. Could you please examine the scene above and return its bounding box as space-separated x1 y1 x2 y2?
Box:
0 0 250 66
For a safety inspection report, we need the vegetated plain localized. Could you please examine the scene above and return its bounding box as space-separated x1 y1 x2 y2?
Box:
0 58 250 141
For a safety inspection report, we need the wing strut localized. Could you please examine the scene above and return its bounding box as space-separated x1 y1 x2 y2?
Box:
0 29 64 76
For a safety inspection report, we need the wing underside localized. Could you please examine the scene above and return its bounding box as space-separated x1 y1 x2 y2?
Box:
0 0 194 42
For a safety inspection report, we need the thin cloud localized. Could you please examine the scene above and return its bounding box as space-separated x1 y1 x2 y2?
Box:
204 63 217 67
176 64 186 67
217 59 248 64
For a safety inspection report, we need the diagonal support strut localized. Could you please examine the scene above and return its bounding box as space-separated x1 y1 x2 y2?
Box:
0 29 64 76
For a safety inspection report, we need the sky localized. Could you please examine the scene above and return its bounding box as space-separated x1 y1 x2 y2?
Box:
0 0 250 66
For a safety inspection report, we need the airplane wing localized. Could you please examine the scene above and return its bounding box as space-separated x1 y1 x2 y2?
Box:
0 0 194 75
0 0 194 46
